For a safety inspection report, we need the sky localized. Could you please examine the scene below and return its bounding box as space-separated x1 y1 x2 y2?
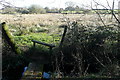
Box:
0 0 120 9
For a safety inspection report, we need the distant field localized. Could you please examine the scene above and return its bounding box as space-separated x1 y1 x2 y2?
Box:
0 13 118 49
0 13 118 26
0 13 118 34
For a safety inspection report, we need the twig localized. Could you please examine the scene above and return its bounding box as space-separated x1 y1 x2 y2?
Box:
91 5 106 27
106 0 112 9
93 0 120 26
112 12 120 25
84 64 90 76
103 51 112 64
93 0 110 10
91 52 106 68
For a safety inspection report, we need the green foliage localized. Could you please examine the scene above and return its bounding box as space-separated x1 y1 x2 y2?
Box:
14 33 60 47
7 23 61 52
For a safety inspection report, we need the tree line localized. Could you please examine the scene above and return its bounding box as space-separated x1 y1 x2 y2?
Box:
1 7 119 14
0 4 88 14
0 1 119 14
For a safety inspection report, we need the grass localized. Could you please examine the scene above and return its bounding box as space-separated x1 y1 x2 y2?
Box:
13 33 60 51
0 13 118 51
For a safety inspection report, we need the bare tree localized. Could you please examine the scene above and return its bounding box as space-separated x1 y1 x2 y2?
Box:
65 1 75 7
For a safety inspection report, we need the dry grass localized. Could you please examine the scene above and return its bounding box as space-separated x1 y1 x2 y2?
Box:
0 13 65 27
0 13 117 26
0 13 118 35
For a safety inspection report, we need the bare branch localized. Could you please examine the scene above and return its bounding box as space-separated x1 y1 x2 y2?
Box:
84 64 90 76
91 52 106 68
91 3 106 27
93 0 110 9
0 0 23 9
103 51 112 64
93 0 120 26
106 0 112 9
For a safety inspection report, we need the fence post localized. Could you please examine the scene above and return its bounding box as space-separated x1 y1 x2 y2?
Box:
33 42 35 47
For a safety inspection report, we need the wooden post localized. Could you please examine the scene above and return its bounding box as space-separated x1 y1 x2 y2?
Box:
59 25 67 48
33 42 35 47
49 47 53 54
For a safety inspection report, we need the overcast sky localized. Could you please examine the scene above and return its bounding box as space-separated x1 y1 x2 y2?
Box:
0 0 120 9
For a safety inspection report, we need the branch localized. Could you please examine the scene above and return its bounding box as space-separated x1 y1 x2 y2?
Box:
103 51 112 64
93 0 110 9
91 3 106 27
0 0 14 8
112 12 120 24
105 0 112 9
0 0 23 9
91 52 106 68
93 0 120 26
84 64 90 76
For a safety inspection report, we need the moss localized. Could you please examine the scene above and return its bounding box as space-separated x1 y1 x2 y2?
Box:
2 22 21 54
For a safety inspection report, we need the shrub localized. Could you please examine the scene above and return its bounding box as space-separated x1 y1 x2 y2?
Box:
28 5 46 14
54 21 120 77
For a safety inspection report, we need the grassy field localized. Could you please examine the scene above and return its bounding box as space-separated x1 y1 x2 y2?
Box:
0 13 118 50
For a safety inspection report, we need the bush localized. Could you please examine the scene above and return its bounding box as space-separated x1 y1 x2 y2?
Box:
55 21 120 77
28 5 46 14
